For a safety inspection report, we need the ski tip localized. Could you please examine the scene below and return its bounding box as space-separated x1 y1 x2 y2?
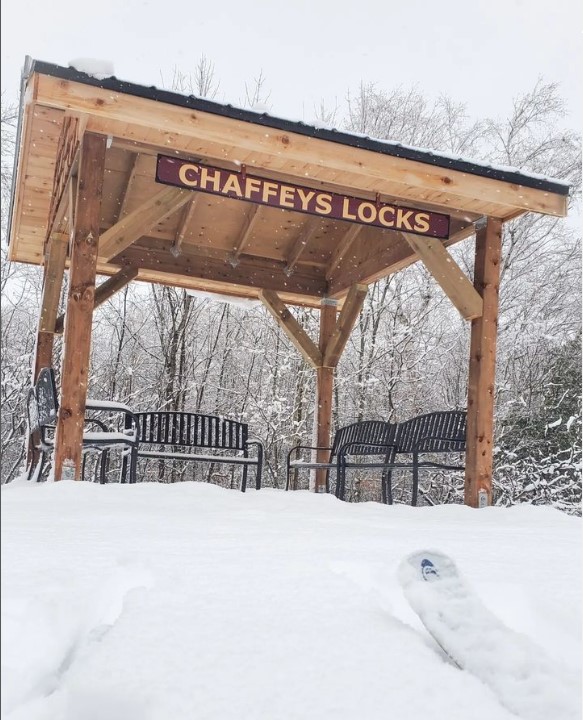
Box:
398 549 459 587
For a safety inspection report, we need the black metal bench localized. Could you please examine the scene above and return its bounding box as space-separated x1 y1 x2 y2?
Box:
287 410 466 506
122 411 263 491
286 420 397 493
26 368 139 482
382 410 467 506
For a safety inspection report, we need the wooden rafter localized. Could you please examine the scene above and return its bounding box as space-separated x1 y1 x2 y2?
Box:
259 290 323 368
117 152 141 220
54 266 138 334
172 195 200 257
99 186 191 262
284 219 319 276
325 224 361 281
229 204 262 267
402 233 483 320
323 284 368 367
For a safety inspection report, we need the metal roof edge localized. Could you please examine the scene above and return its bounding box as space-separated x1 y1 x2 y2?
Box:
28 59 570 198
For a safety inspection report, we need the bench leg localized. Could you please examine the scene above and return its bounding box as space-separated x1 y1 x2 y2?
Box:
412 453 419 507
241 463 248 493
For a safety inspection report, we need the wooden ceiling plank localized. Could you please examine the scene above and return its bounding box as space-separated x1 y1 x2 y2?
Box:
229 204 262 266
401 232 483 320
34 76 567 218
172 194 200 256
98 186 191 262
259 290 323 368
325 224 362 281
323 283 368 367
284 219 320 276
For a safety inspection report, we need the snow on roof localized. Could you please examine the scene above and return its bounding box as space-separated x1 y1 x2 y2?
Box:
25 59 570 196
67 58 115 80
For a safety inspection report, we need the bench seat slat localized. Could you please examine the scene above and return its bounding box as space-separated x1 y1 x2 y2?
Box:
136 450 259 465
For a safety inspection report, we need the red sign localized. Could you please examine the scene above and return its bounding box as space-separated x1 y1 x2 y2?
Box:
156 155 450 239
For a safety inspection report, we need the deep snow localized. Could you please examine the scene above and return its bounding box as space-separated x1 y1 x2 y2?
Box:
1 481 581 720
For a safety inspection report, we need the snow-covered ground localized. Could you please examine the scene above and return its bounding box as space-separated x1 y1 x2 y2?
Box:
1 480 581 720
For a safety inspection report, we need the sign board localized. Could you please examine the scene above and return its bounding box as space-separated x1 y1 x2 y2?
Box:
156 155 450 239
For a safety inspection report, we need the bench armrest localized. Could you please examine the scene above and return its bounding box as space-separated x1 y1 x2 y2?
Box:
287 445 332 466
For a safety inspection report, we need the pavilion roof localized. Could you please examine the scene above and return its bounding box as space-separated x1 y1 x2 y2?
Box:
7 58 569 307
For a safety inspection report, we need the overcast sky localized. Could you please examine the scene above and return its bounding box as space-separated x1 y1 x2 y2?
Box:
1 0 581 130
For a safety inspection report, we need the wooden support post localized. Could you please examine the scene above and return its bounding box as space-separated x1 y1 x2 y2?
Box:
54 133 107 481
465 218 502 507
314 299 337 492
32 233 69 380
323 284 368 367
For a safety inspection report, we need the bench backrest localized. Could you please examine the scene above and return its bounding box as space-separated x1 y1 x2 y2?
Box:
28 368 59 434
394 411 466 454
132 412 249 451
330 420 396 458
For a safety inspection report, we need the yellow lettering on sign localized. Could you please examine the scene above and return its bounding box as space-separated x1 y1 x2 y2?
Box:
262 182 279 203
378 206 395 227
315 193 332 215
357 202 376 223
245 178 262 199
200 167 221 192
342 198 357 221
414 213 430 233
279 185 296 208
178 163 199 187
222 174 243 197
396 209 414 231
297 188 315 211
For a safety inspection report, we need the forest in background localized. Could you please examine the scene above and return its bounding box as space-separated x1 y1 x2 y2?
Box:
1 61 581 512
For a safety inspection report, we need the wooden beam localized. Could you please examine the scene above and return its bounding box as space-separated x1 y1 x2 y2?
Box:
172 194 200 257
229 204 262 266
54 266 138 334
402 232 483 320
465 218 502 508
54 132 107 481
119 245 327 298
35 75 568 218
284 219 319 276
259 290 323 368
323 284 368 367
315 300 337 492
98 186 191 261
325 224 361 280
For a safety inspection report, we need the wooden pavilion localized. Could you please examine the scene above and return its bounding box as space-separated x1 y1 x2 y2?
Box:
7 58 570 504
